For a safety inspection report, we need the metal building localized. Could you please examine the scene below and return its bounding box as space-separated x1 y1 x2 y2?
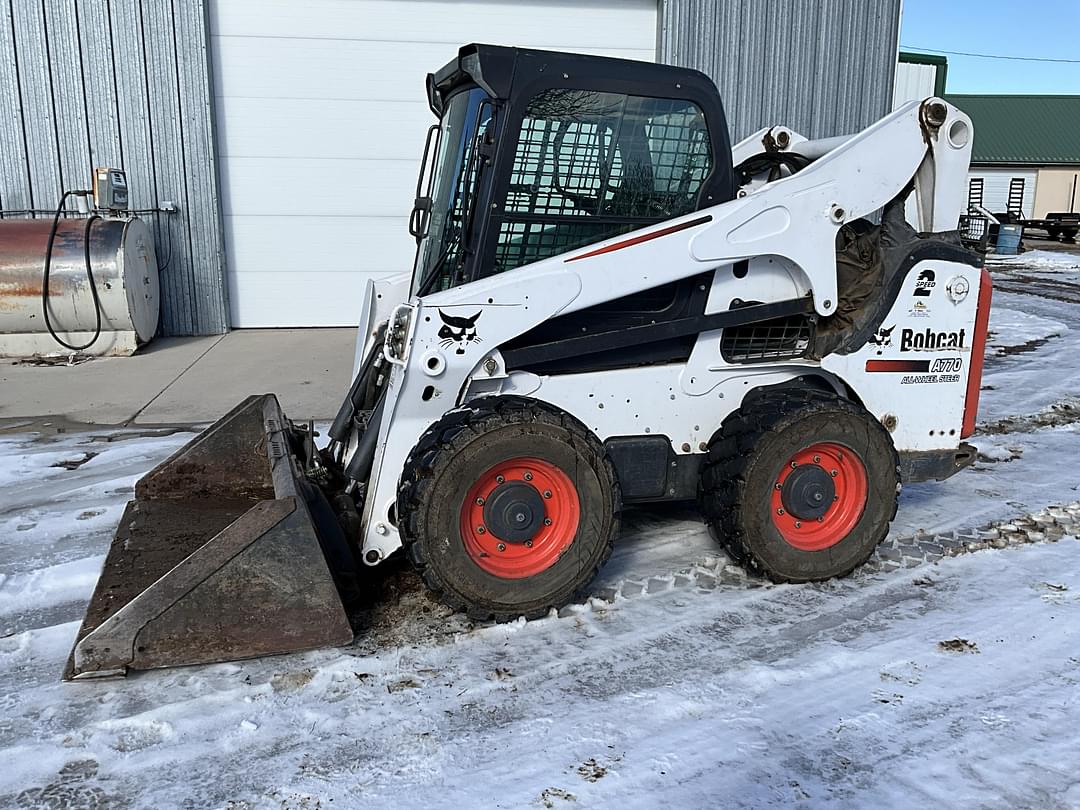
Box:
893 52 948 110
1 0 901 336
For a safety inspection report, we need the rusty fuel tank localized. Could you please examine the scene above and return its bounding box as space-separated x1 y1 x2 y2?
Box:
0 216 159 356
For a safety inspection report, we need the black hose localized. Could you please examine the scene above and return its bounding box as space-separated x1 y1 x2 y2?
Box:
734 151 812 186
156 215 174 272
328 324 387 445
329 348 376 444
41 192 104 352
344 393 386 485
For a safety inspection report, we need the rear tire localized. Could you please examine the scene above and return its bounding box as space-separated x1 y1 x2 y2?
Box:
699 388 899 582
398 396 620 620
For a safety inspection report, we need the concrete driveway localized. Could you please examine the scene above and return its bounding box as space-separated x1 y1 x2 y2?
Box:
1 328 357 429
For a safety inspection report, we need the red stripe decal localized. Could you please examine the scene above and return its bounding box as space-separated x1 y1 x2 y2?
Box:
865 359 931 373
564 215 713 263
961 268 993 439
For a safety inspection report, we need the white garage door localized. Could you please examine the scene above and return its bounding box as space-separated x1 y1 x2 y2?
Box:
209 0 658 327
968 168 1037 218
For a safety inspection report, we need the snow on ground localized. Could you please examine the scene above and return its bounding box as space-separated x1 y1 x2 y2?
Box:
985 305 1067 357
988 249 1080 275
2 252 1080 808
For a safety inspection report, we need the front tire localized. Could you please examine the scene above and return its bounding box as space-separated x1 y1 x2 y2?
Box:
398 397 620 620
699 388 899 582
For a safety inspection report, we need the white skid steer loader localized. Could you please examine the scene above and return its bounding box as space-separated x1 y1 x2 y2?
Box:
65 45 991 679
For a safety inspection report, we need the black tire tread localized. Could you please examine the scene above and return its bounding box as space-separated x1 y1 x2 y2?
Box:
698 387 900 582
397 396 621 621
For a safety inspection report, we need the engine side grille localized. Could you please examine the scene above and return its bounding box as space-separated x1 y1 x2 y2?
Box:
720 314 812 363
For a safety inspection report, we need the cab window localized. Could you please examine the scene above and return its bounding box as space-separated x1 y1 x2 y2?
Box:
493 89 711 272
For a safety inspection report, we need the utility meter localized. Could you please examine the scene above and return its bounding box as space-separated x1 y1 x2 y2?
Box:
93 167 129 212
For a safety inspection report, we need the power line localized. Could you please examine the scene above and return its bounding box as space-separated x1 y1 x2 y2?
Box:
901 45 1080 64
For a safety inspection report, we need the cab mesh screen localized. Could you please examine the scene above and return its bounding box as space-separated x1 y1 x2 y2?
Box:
493 89 711 272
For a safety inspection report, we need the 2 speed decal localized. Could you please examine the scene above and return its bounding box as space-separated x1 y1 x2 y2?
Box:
913 269 936 297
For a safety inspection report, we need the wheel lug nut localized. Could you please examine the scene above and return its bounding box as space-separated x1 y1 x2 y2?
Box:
475 497 485 505
817 517 824 522
791 461 798 468
543 490 552 498
795 521 802 528
777 507 785 515
497 543 506 551
833 495 839 501
496 475 505 483
476 526 486 534
525 540 533 548
774 482 782 490
830 469 838 477
813 455 821 463
544 518 552 526
524 472 533 481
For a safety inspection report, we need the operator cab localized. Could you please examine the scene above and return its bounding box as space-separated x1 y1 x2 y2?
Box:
411 44 737 298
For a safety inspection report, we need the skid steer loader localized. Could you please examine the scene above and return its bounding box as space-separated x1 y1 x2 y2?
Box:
65 45 992 679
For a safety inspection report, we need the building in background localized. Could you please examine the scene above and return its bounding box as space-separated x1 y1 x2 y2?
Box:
947 94 1080 218
1 0 902 335
892 51 947 109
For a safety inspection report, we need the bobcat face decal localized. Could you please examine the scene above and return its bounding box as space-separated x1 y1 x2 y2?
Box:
870 324 895 348
438 310 482 355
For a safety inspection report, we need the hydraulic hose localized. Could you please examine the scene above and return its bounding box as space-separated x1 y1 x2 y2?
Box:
42 191 104 351
343 393 386 485
328 328 384 445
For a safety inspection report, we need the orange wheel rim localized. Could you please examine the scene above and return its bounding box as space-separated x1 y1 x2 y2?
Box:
460 457 580 578
770 441 868 551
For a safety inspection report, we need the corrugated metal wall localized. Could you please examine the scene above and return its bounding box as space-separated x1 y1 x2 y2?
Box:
0 0 227 336
1 0 901 336
660 0 902 141
893 61 939 110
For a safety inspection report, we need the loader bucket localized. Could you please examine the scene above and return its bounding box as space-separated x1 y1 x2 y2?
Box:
64 394 355 680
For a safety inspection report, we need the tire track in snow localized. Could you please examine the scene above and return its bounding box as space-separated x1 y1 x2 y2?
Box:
548 502 1080 622
347 501 1080 657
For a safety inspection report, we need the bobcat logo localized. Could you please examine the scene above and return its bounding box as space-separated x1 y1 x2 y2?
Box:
438 310 482 354
870 324 895 348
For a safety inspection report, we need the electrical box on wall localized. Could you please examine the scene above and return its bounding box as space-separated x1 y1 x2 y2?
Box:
93 167 129 212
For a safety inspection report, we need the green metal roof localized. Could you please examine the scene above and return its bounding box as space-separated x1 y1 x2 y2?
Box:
944 94 1080 166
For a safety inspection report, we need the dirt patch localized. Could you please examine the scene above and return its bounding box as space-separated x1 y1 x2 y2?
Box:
980 397 1080 435
346 559 473 655
873 690 904 704
576 758 607 782
540 787 577 807
386 676 422 693
976 446 1024 465
938 638 979 654
986 333 1061 360
12 353 95 367
51 451 99 470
